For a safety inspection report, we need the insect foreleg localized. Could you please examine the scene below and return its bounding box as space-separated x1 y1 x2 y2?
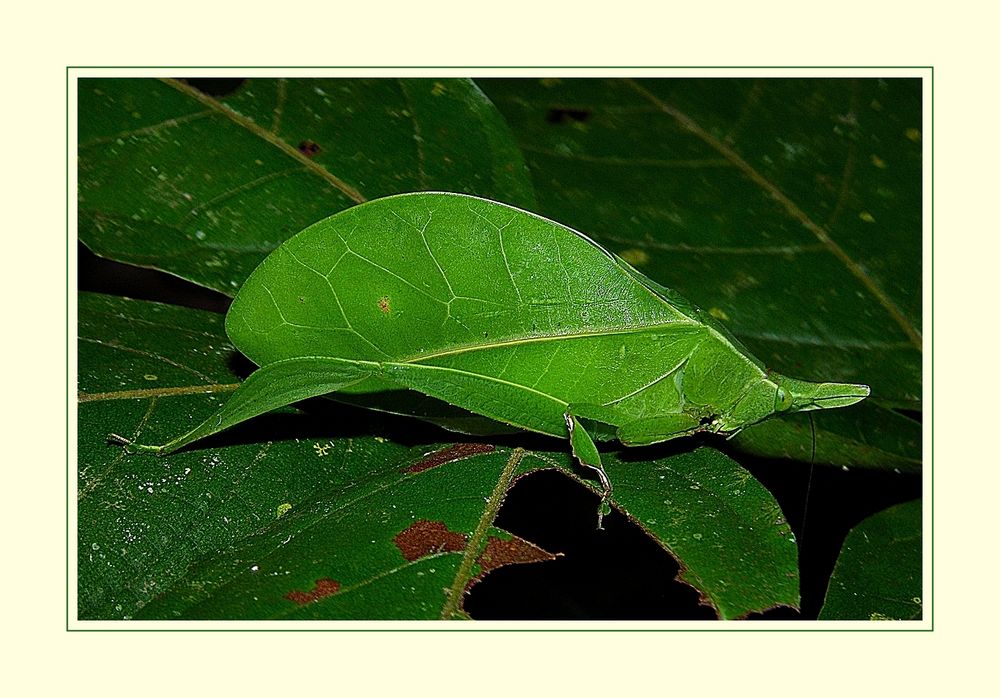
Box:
564 409 614 530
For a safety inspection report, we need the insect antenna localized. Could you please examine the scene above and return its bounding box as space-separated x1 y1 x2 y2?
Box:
798 412 818 550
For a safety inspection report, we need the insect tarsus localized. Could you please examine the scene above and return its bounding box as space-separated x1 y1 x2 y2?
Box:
106 433 162 455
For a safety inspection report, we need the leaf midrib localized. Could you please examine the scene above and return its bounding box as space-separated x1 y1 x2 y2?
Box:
402 322 700 363
623 78 922 352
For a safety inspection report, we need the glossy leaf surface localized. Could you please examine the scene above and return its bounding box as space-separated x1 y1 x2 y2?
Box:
136 448 798 621
818 499 922 620
78 294 798 620
78 77 535 295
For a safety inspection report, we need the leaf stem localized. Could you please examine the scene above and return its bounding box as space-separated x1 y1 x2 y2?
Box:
79 383 241 403
440 447 525 619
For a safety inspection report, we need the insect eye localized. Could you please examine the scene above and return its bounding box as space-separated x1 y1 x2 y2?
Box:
776 387 793 411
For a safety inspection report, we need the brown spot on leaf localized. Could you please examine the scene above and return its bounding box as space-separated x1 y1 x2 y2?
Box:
378 296 391 313
476 535 555 575
460 534 558 603
404 443 495 474
283 577 341 605
393 519 467 562
297 140 321 157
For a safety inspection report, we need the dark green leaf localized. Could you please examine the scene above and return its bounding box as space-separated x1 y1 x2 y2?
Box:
78 78 535 295
133 444 553 621
78 294 798 620
733 401 921 472
818 499 922 620
135 447 798 621
601 447 799 618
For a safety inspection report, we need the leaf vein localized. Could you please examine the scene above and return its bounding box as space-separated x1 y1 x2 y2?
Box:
78 336 217 383
78 109 214 150
271 78 287 135
179 166 307 226
161 78 366 204
521 143 732 169
624 78 921 351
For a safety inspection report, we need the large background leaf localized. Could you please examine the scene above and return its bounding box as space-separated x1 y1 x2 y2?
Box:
732 402 921 472
79 293 798 620
79 78 536 295
478 78 922 471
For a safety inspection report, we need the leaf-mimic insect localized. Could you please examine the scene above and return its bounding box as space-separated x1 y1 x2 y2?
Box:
113 193 869 526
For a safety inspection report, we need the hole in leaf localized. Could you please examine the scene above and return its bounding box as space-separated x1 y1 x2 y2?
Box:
464 470 717 620
178 78 246 97
545 108 592 124
894 408 922 424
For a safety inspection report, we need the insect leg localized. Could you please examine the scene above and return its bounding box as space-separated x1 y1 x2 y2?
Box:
563 402 625 439
564 410 614 530
111 356 379 454
616 413 703 446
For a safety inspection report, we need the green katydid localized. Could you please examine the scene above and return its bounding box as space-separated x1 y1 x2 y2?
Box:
112 192 869 526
